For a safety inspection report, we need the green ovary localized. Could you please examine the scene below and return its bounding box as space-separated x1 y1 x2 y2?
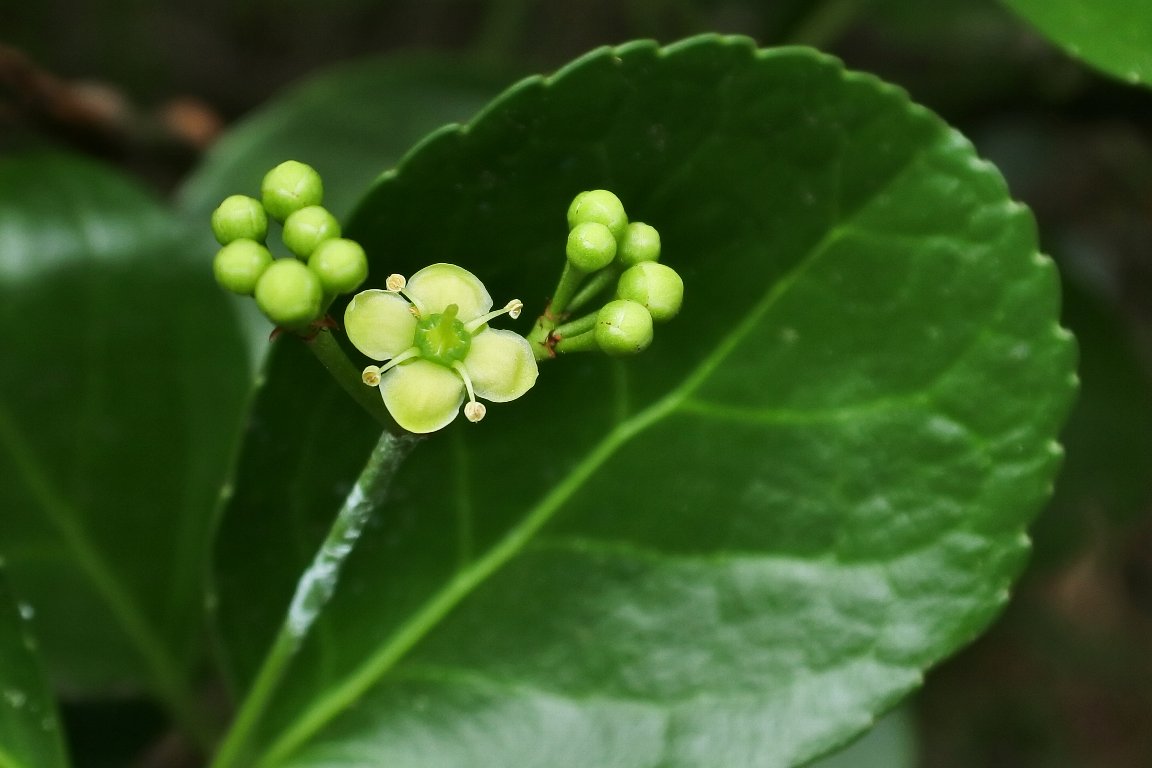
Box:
413 304 472 366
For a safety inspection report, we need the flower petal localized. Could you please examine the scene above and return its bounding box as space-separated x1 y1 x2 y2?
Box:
379 359 465 433
464 328 539 403
344 290 417 361
406 263 492 321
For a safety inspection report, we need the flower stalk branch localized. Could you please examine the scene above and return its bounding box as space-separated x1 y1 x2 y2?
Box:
304 329 395 430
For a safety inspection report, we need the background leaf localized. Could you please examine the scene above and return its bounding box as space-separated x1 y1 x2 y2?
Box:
177 54 511 224
0 566 69 768
0 153 247 737
1003 0 1152 87
213 36 1076 766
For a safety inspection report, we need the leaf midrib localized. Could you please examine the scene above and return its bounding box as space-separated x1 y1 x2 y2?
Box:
255 214 881 768
256 93 950 763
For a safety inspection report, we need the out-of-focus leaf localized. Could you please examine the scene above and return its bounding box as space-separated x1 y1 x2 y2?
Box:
0 566 69 768
212 36 1075 767
1004 0 1152 86
177 55 510 223
0 153 247 737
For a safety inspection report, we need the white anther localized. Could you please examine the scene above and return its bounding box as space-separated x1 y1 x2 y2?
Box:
386 274 407 292
464 401 487 422
362 366 382 386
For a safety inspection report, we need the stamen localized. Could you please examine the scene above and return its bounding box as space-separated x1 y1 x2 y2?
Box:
464 401 486 422
362 365 382 386
377 346 421 374
465 298 525 333
452 361 485 423
386 273 425 316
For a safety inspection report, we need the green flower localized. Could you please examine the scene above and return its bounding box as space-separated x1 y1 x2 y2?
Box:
344 264 538 433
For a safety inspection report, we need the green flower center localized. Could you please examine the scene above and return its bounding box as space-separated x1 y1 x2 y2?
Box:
413 303 472 366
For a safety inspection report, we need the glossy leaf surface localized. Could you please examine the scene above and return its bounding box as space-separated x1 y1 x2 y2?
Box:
213 37 1076 766
0 154 247 732
0 567 68 768
1005 0 1152 86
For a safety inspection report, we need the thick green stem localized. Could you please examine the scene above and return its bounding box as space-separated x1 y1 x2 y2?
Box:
526 309 557 361
210 431 418 768
305 330 393 428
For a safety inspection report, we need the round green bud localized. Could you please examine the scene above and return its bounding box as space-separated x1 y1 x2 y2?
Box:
211 195 268 245
566 221 617 272
213 239 273 295
282 205 341 259
566 189 628 239
261 160 324 222
616 262 683 322
617 222 661 267
595 299 653 356
254 258 323 328
308 238 368 294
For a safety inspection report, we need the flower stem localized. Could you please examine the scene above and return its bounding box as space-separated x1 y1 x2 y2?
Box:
553 329 600 354
549 261 586 317
552 311 598 340
209 431 418 768
566 267 618 312
305 329 393 429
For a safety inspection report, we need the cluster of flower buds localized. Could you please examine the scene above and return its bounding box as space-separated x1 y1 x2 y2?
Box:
529 190 683 358
210 160 368 330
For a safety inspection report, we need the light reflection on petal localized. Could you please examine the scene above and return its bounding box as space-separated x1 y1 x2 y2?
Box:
344 290 417 360
406 263 492 320
464 328 538 403
379 359 465 433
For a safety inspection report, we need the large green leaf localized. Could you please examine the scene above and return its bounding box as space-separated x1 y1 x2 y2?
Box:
212 36 1076 766
0 153 247 738
0 566 69 768
1004 0 1152 86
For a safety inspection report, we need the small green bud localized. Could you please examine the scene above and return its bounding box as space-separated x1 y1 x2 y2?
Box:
261 160 324 222
255 259 323 328
213 239 273 295
566 221 616 272
616 262 683 322
617 222 661 267
308 238 368 294
282 205 341 259
595 299 653 356
566 189 628 239
211 195 268 245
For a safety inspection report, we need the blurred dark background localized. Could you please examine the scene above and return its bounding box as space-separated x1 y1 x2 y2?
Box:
3 0 1151 765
